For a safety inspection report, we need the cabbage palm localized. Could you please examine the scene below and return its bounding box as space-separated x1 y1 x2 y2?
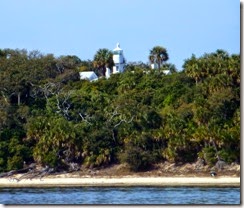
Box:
149 46 169 70
183 54 202 84
93 49 114 76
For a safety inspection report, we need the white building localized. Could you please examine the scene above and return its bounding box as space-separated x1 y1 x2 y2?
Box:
79 71 98 82
150 63 158 70
112 43 125 74
150 63 171 75
80 43 126 81
105 67 111 79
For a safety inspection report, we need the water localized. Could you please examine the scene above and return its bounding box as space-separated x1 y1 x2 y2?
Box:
0 186 240 204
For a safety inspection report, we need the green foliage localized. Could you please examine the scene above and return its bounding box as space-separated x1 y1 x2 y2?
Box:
0 128 32 171
27 115 83 167
149 46 169 69
119 144 153 171
42 151 58 168
0 48 240 172
202 146 217 166
93 48 114 76
218 149 239 164
7 155 24 171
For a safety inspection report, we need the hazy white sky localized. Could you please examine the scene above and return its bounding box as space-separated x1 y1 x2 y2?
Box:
0 0 240 70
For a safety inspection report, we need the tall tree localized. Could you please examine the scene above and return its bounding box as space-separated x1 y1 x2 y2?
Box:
93 49 114 76
149 46 169 70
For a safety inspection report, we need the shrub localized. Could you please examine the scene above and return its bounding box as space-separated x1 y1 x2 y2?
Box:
202 146 217 166
119 145 153 171
7 155 23 171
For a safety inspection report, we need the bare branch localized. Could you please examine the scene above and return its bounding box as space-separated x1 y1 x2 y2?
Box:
55 91 72 119
106 107 134 128
108 107 120 122
79 113 92 125
36 82 61 99
114 115 134 128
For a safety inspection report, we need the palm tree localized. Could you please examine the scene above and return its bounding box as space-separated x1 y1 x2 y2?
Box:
149 46 169 70
93 49 114 77
183 54 203 85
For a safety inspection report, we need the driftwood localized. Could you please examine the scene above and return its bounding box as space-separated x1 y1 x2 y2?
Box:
0 163 56 182
0 161 81 182
0 167 32 178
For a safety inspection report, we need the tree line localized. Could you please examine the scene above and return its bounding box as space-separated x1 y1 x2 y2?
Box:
0 47 240 172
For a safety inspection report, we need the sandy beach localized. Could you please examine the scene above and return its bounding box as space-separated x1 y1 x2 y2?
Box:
0 175 240 188
0 163 240 188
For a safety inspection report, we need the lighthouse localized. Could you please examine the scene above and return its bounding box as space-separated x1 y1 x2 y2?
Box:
112 43 125 74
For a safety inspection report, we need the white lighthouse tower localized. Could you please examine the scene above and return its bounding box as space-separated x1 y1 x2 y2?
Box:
112 43 125 74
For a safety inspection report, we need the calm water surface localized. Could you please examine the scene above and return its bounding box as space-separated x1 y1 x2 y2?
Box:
0 186 240 204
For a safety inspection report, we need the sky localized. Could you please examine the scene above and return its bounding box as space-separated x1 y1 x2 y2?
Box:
0 0 240 70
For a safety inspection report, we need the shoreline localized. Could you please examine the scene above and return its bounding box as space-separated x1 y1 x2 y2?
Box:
0 176 240 188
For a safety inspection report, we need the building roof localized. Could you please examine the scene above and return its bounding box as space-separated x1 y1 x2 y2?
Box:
79 71 98 81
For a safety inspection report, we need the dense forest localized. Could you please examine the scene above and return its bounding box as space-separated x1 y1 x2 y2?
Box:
0 47 240 173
